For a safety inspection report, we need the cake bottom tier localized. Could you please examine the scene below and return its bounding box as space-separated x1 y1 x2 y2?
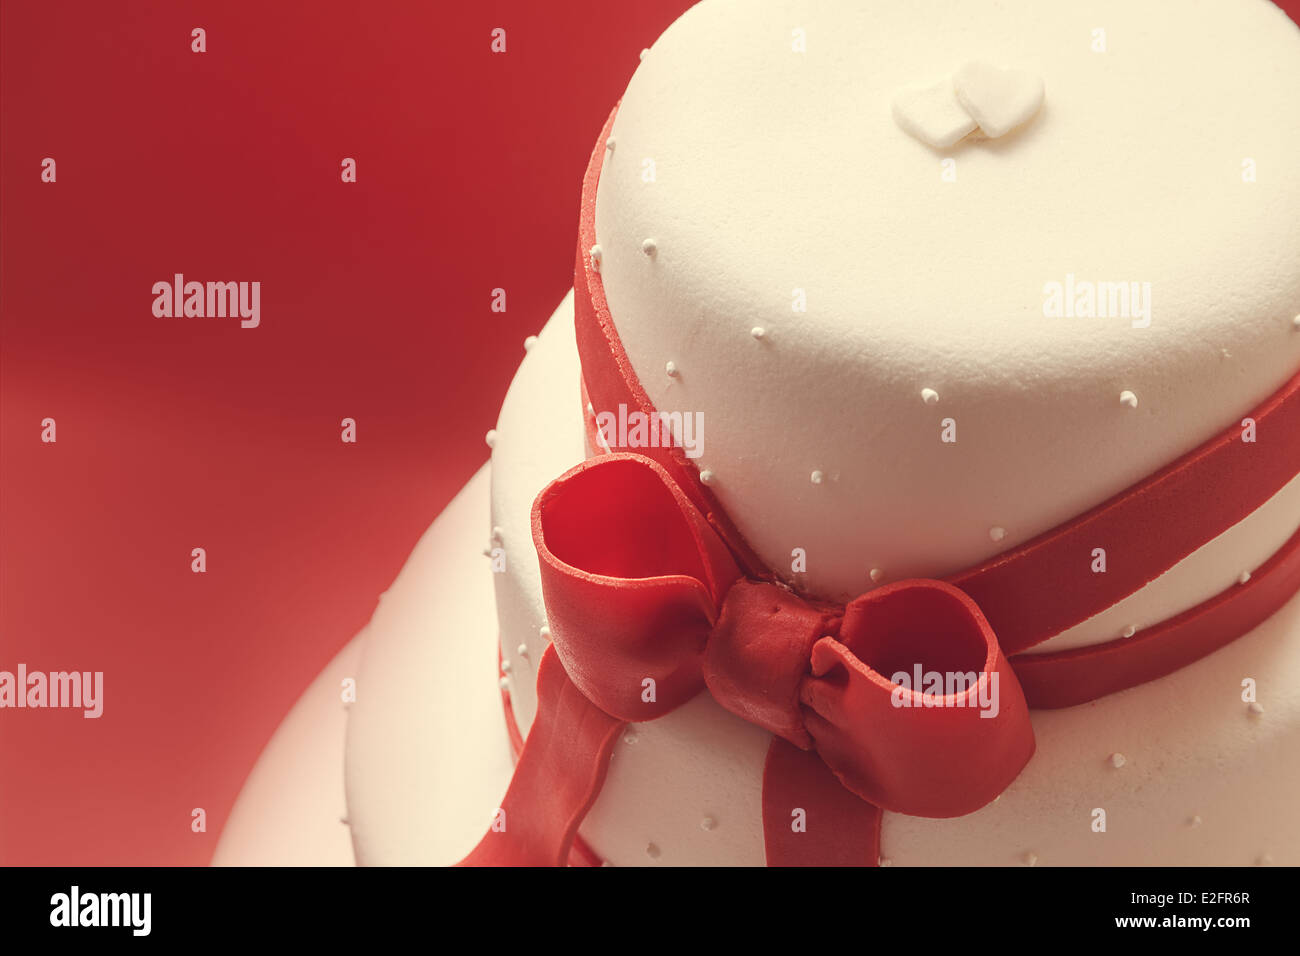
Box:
213 636 361 866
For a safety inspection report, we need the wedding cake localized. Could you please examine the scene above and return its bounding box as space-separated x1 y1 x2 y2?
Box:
217 0 1300 867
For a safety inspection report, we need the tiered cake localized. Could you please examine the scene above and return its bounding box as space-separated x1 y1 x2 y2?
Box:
218 0 1300 867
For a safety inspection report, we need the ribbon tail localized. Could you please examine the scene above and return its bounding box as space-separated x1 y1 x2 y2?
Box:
459 645 623 866
761 737 883 866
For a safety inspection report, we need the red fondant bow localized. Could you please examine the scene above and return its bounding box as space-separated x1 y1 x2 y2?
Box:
461 453 1035 866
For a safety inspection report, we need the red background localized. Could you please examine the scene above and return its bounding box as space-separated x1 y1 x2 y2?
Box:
0 0 692 866
2 0 1297 866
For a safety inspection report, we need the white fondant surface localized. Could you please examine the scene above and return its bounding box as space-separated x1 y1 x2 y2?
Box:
595 0 1300 603
336 291 1300 866
343 463 514 865
213 638 360 866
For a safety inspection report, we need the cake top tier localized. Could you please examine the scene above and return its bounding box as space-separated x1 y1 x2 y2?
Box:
592 0 1300 604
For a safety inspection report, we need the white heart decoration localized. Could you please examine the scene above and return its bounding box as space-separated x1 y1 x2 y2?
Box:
952 60 1045 139
891 78 977 149
892 61 1044 147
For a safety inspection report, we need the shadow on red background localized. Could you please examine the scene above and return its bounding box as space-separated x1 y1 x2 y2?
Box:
0 0 692 865
3 0 1299 867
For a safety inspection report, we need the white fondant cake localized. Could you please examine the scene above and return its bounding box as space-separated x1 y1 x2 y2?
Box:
347 292 1300 867
218 0 1300 867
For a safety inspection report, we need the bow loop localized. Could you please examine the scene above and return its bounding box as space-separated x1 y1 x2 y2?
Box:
801 579 1035 817
532 453 741 721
